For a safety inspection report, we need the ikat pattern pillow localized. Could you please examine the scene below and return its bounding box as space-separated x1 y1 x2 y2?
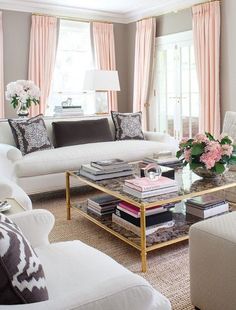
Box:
8 114 53 155
0 213 49 304
111 111 145 140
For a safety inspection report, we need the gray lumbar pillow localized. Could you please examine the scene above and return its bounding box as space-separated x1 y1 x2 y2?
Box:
8 114 53 155
111 111 145 140
0 213 49 304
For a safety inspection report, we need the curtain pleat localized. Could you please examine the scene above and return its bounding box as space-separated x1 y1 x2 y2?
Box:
28 15 57 116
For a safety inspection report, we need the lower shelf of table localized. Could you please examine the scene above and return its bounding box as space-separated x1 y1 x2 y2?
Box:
70 202 199 252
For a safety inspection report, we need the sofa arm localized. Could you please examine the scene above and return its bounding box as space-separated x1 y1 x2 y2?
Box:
0 143 22 180
9 209 55 248
144 131 178 151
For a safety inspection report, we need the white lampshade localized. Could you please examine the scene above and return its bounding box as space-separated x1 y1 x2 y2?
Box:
83 70 120 91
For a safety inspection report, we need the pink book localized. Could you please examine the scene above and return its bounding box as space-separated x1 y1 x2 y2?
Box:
118 201 161 215
124 176 177 192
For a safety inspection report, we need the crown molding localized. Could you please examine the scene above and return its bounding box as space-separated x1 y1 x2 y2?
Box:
125 0 205 23
0 0 205 24
0 0 129 23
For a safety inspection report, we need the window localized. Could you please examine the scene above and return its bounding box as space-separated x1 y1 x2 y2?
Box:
152 31 199 139
46 20 95 116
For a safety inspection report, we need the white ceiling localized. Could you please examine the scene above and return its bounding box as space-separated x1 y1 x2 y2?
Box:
0 0 206 23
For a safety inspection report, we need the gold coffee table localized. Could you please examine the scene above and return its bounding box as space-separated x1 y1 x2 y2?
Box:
66 167 236 272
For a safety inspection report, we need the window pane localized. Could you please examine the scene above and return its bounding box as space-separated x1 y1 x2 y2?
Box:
47 20 94 116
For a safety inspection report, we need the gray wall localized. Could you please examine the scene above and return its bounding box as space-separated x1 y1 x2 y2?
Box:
113 23 129 112
221 0 236 120
3 10 31 118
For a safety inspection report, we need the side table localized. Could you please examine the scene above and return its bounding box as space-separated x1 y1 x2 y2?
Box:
1 198 26 216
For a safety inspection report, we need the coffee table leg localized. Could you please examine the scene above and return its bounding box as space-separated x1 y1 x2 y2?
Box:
66 172 71 220
140 204 147 272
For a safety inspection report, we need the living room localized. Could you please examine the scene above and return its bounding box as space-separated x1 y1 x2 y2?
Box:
0 0 236 309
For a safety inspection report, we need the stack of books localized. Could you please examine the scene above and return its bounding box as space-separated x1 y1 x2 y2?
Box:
87 194 121 217
112 201 174 236
144 151 182 168
123 176 178 198
80 159 133 181
54 105 84 116
185 195 229 219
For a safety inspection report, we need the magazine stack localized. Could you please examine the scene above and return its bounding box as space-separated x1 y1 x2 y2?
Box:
80 159 133 181
112 201 174 236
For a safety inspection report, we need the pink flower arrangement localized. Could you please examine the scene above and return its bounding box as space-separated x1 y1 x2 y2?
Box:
177 132 234 174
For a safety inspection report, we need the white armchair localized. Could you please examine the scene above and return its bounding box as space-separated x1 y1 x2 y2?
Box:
0 209 172 310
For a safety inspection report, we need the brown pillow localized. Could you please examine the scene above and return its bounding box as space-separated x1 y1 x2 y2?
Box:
111 111 145 140
0 213 49 304
8 114 53 155
52 118 113 147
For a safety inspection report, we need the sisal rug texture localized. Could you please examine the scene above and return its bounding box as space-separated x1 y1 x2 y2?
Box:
33 190 194 310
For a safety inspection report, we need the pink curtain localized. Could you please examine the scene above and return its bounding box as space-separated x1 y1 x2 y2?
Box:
0 12 4 118
92 22 117 111
28 15 57 116
192 1 221 136
133 18 156 130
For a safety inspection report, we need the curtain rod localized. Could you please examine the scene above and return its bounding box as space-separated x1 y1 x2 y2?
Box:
137 0 221 22
32 12 112 24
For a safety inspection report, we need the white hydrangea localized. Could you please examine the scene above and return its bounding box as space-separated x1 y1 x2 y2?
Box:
5 80 40 107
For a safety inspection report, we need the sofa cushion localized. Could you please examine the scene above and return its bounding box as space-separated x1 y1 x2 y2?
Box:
52 118 113 147
35 240 171 310
14 140 176 178
111 111 144 140
8 114 53 155
0 213 48 304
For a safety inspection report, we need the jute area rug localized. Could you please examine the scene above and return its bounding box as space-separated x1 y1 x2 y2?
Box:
32 188 194 310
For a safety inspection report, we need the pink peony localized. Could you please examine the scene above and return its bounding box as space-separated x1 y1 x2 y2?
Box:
221 144 233 157
200 141 223 169
194 133 209 143
200 153 216 169
179 137 189 150
184 149 192 162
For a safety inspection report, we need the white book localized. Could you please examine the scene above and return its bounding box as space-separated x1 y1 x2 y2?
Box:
186 202 229 219
123 184 178 198
112 213 175 237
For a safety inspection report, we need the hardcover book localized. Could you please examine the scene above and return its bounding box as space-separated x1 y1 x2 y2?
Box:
123 184 178 198
112 213 175 237
115 208 173 227
186 195 226 208
124 176 177 192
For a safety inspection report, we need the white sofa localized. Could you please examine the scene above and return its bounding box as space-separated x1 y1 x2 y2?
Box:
1 209 172 310
0 116 178 195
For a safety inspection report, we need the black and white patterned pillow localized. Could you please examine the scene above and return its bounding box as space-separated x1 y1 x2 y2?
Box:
0 213 49 304
111 111 145 140
8 114 53 155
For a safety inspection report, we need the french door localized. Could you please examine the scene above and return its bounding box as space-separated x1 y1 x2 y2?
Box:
153 31 199 139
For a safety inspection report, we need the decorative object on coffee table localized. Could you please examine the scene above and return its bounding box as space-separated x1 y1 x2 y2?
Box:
5 80 40 117
176 132 233 178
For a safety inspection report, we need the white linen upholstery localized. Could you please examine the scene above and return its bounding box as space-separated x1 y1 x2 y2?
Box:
0 116 177 194
15 140 177 178
10 209 54 248
0 210 171 310
189 212 236 310
0 177 32 210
